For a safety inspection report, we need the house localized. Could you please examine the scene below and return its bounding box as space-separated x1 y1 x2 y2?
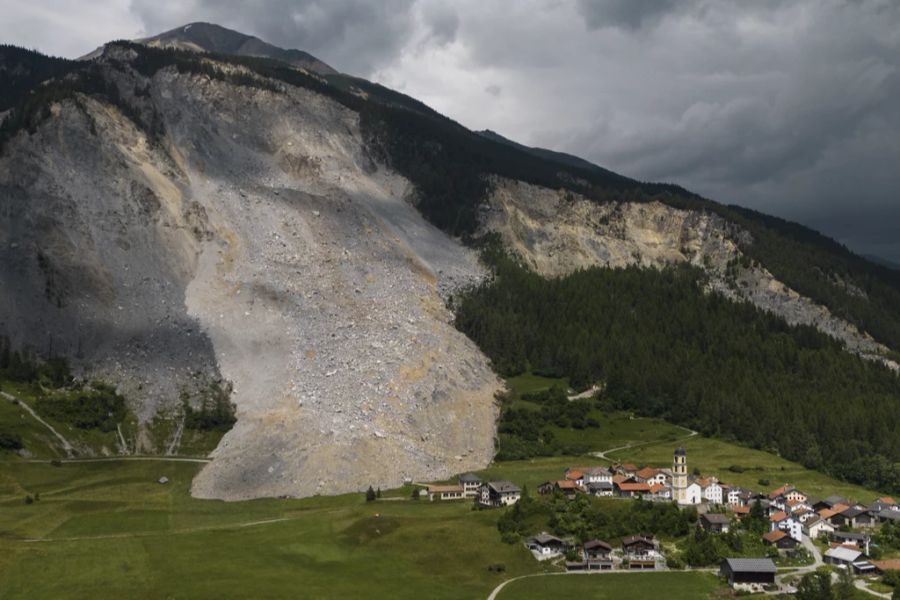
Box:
526 533 568 558
824 546 876 574
622 535 657 558
832 531 871 554
583 540 614 570
458 473 482 498
586 481 614 497
804 515 835 539
831 506 870 528
697 478 723 505
478 481 521 507
762 529 798 550
769 484 807 503
872 559 900 574
615 463 639 477
814 495 850 511
727 487 757 507
615 481 651 498
720 558 776 592
700 513 731 533
769 511 802 540
583 466 614 485
683 480 703 505
647 483 671 501
564 468 585 487
538 480 578 498
426 484 465 501
634 467 667 486
876 509 900 524
732 505 751 517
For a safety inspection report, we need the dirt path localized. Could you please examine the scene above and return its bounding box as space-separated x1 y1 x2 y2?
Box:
592 424 697 462
1 390 75 457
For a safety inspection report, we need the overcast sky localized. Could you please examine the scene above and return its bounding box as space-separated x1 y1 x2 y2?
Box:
4 0 899 263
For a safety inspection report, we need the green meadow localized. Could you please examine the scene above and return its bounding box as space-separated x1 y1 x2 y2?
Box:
495 572 723 600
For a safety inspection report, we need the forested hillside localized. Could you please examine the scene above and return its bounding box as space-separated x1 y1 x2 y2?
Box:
455 249 900 493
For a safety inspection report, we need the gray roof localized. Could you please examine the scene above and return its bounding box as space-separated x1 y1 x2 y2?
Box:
674 447 686 456
530 533 565 546
488 480 521 494
722 558 776 574
702 513 731 524
878 509 900 521
458 473 481 483
823 495 850 506
588 481 613 490
841 507 867 518
825 546 863 562
584 539 613 551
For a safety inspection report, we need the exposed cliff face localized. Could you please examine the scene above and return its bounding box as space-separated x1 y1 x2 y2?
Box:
0 55 499 498
481 178 896 368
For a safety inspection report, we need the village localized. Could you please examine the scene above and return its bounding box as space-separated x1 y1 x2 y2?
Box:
422 447 900 595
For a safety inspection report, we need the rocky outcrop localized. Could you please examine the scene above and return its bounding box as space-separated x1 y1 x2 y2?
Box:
0 57 499 498
481 178 896 368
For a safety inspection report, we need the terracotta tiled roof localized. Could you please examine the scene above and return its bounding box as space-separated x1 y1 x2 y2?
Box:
617 482 651 492
648 483 667 494
635 467 659 479
732 505 750 515
872 559 900 571
769 511 789 522
763 530 787 543
818 508 839 520
612 474 629 485
556 480 578 489
566 469 584 481
877 496 897 505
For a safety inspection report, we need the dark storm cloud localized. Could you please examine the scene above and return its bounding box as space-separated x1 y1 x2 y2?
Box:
3 0 899 261
127 0 419 75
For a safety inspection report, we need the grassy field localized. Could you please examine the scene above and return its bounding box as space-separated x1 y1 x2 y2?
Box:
0 459 546 600
496 572 723 599
610 435 885 501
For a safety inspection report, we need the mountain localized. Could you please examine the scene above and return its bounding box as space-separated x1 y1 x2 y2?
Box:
83 22 336 75
2 27 899 499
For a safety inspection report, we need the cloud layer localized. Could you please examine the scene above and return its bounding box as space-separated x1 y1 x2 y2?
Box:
3 0 898 262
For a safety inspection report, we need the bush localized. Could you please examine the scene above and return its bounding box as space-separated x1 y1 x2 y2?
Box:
758 478 770 487
35 383 126 431
728 465 745 473
487 563 506 573
0 430 23 450
50 459 62 467
365 486 376 502
24 495 34 505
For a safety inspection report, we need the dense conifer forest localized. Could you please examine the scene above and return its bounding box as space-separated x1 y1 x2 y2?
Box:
455 250 900 493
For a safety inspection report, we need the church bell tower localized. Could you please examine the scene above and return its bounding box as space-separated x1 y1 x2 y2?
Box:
673 447 688 504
